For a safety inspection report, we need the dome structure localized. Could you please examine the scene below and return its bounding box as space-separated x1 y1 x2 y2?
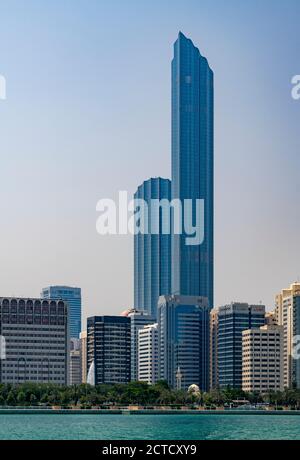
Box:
188 384 200 395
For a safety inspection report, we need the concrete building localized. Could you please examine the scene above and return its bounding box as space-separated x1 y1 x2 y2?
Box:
138 323 159 384
80 330 87 383
158 295 209 390
126 309 155 382
218 303 266 388
275 282 300 388
70 338 81 385
87 316 131 384
210 308 219 389
0 297 69 384
242 325 284 393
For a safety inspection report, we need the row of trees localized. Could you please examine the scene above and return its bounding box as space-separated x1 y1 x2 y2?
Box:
1 381 300 408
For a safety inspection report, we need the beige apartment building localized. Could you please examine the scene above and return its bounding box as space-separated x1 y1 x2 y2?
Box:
242 325 283 393
80 330 87 383
275 282 300 389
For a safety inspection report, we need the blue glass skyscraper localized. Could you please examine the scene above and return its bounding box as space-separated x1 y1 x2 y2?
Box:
217 303 266 388
134 177 171 319
171 32 214 308
158 295 210 390
41 286 81 339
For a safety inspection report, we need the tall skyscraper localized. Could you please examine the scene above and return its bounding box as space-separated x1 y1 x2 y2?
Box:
134 177 171 318
275 282 300 388
217 303 266 388
0 297 69 384
42 286 81 339
87 316 131 384
158 294 209 390
127 309 155 382
171 32 214 308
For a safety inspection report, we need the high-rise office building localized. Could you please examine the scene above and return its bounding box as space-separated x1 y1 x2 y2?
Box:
158 294 209 390
171 32 214 308
87 316 131 384
134 177 171 319
138 323 159 385
0 297 69 384
126 309 155 382
275 282 300 388
210 308 219 389
217 303 266 388
41 286 81 339
242 325 284 393
80 330 87 384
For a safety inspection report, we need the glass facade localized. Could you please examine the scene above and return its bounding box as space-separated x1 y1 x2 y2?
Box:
158 295 210 390
42 286 81 339
134 177 171 319
87 316 131 384
217 303 266 388
171 32 214 308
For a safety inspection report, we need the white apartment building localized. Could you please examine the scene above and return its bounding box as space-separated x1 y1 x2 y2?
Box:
242 325 283 393
138 323 158 384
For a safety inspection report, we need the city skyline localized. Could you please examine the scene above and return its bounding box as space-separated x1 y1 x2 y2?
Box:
0 1 299 319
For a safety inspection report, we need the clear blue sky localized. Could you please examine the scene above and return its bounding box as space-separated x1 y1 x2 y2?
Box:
0 0 299 321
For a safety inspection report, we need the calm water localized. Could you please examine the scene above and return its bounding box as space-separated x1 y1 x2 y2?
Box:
0 414 299 440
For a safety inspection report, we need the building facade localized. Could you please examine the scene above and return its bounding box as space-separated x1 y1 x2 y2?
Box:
275 282 300 388
80 330 87 383
127 309 155 382
138 323 159 385
171 32 214 309
41 286 81 339
158 295 209 390
70 338 81 385
0 297 69 384
86 316 131 384
134 177 171 319
242 325 284 393
210 308 219 389
217 303 266 388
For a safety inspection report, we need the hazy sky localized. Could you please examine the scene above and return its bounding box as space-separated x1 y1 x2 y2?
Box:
0 0 299 322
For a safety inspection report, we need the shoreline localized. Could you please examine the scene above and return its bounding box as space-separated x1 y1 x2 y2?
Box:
0 408 299 415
